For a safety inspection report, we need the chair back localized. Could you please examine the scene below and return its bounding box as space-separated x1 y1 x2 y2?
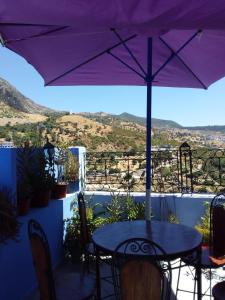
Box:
111 238 171 300
210 193 225 257
28 219 56 300
77 192 91 248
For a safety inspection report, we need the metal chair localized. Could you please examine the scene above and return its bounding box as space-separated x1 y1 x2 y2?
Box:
77 192 95 262
28 219 95 300
176 192 225 299
77 192 113 293
111 238 172 300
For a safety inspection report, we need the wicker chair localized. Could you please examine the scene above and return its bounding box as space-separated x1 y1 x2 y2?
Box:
111 238 172 300
176 192 225 299
28 219 95 300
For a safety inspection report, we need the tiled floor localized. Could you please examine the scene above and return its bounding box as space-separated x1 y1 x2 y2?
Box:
27 259 225 300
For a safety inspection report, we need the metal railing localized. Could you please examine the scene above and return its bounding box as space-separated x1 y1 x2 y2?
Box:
85 143 225 193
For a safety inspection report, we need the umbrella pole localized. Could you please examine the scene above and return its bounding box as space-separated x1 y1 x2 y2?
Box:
146 37 153 220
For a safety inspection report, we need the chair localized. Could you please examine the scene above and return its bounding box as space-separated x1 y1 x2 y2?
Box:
212 281 225 300
77 192 95 262
28 219 95 300
77 192 111 263
111 238 172 300
77 192 113 297
176 192 225 299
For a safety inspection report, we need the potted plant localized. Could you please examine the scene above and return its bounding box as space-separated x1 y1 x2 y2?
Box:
64 150 79 194
51 147 68 199
195 201 210 246
0 187 20 244
29 148 54 207
16 145 34 215
64 215 83 262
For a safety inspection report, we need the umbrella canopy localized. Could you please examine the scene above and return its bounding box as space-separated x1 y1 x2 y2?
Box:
1 1 225 219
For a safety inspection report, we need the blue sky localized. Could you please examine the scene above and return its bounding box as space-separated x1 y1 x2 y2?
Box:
1 46 225 127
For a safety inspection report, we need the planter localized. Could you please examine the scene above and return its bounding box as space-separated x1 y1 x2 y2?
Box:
18 198 30 216
51 183 67 199
31 189 50 207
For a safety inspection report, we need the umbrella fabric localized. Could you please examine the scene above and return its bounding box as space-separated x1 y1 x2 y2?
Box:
1 26 225 89
1 1 225 88
1 0 225 31
1 1 225 222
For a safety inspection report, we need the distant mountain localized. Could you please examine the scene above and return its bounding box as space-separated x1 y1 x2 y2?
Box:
81 111 182 129
0 77 54 114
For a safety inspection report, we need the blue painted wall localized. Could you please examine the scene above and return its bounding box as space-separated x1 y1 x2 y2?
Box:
0 195 75 300
0 148 17 201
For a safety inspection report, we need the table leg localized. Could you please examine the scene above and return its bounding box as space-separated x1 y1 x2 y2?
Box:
196 247 202 300
96 247 101 300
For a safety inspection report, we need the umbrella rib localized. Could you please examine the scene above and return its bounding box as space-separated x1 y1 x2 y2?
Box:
153 30 201 80
157 32 207 89
4 26 69 44
45 33 137 86
0 22 60 27
107 51 146 80
111 28 147 76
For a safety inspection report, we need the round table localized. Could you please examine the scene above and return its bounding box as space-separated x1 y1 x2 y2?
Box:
93 220 202 259
92 220 202 299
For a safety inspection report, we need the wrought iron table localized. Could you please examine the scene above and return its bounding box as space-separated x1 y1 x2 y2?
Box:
92 220 202 299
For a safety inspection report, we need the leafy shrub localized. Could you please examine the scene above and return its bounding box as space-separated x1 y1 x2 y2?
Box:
195 202 210 244
0 187 20 244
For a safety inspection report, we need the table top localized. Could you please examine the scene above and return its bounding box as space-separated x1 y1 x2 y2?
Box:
92 220 202 260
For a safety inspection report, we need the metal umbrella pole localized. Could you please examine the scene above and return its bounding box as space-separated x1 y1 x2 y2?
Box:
145 37 153 220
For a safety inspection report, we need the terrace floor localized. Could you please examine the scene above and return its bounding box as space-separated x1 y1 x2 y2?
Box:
26 258 225 300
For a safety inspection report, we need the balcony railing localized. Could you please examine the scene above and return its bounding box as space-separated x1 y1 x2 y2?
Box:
85 143 225 193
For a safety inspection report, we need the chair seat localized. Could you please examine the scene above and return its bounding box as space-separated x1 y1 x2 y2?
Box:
55 272 95 300
183 246 225 269
212 281 225 300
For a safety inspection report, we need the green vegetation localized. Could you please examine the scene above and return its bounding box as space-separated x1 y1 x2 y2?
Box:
63 193 145 260
195 202 210 244
0 187 20 244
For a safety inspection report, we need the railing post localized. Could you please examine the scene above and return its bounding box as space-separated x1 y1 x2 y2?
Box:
179 142 193 193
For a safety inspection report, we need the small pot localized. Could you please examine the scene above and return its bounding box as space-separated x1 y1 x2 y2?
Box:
18 198 30 216
51 183 67 199
31 189 50 207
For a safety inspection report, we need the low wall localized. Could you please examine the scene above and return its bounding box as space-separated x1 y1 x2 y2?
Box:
0 195 75 300
85 192 215 228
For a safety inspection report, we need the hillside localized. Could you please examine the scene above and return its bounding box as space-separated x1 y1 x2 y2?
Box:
0 77 225 150
80 112 182 129
0 77 54 114
185 125 225 133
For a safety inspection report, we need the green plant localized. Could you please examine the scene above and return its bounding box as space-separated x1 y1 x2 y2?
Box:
16 145 34 203
105 192 145 222
63 192 146 261
29 149 54 191
0 187 20 243
195 201 210 244
63 215 83 261
54 147 68 184
167 212 179 224
64 151 79 182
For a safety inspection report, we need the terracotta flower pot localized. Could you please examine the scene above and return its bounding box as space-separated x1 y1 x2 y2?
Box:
18 198 30 216
51 183 67 199
31 189 50 207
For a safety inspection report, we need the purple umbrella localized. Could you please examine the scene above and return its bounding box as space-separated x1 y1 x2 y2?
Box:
1 1 225 221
